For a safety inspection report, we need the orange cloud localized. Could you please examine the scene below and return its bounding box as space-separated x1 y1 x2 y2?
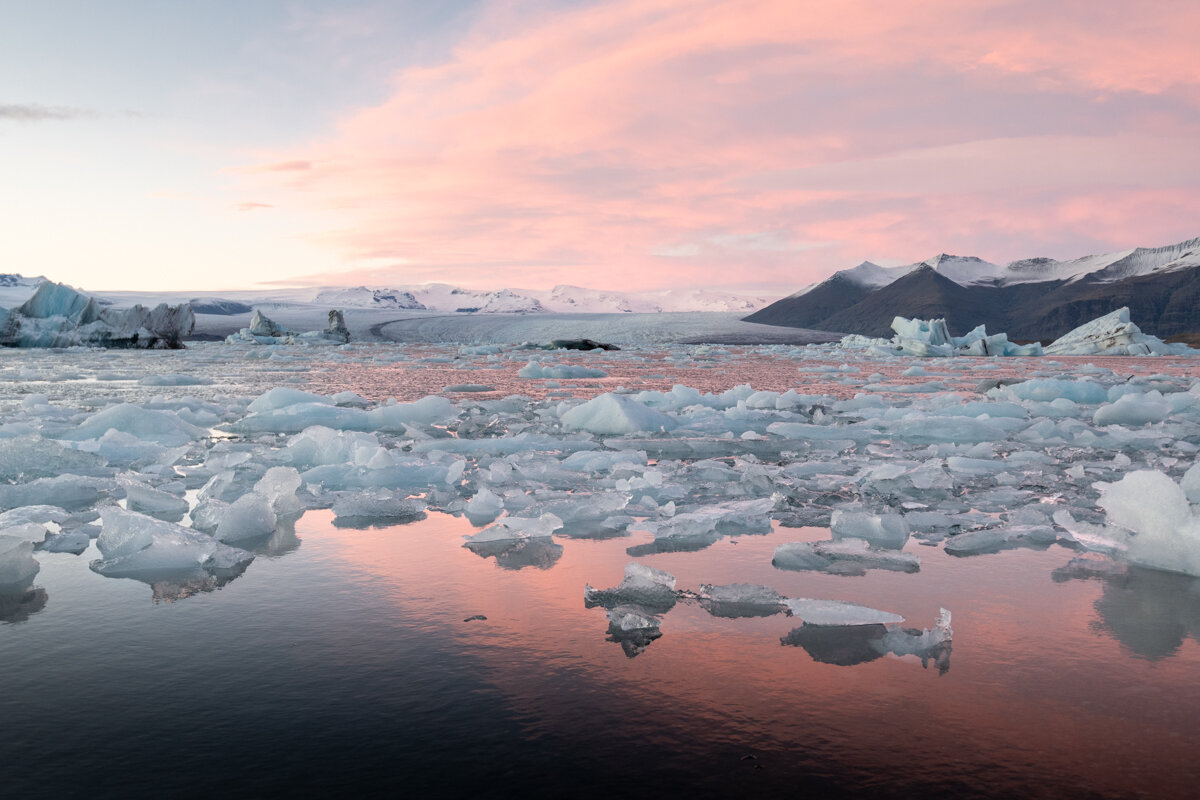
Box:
240 0 1200 291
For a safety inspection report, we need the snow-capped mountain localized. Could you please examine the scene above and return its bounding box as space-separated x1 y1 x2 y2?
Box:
747 235 1200 340
827 236 1200 293
312 286 426 310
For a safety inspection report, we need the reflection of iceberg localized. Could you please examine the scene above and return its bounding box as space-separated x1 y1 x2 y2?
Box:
605 604 663 658
0 581 48 623
781 609 953 673
464 536 563 570
1054 556 1200 660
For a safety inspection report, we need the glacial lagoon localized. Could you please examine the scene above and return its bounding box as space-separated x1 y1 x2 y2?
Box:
2 341 1200 798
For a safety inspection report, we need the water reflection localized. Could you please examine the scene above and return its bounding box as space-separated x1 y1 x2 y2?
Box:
781 618 953 674
0 580 48 623
1055 557 1200 660
464 537 564 570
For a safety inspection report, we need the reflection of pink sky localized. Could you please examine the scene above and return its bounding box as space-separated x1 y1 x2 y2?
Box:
241 0 1200 291
309 347 1200 403
312 508 1200 796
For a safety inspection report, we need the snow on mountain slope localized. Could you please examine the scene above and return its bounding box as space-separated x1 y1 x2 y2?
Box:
0 274 46 308
798 235 1200 296
311 286 425 310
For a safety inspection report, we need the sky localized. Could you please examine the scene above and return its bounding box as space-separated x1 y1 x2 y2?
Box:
2 0 1199 294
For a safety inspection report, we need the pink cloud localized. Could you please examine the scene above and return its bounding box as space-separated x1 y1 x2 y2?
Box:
241 0 1200 292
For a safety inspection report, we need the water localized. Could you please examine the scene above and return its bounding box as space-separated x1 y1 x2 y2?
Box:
2 343 1200 798
4 509 1199 798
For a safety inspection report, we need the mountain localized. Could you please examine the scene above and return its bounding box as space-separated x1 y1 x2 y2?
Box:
746 236 1200 339
311 287 426 310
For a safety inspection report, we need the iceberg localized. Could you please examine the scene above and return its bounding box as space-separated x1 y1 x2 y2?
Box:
0 281 193 349
91 507 255 577
226 308 350 345
1044 308 1193 356
841 316 1042 357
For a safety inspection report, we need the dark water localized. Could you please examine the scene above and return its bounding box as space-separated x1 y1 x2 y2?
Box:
4 509 1199 799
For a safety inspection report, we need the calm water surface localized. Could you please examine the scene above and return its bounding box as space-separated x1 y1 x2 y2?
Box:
1 344 1199 798
3 509 1199 798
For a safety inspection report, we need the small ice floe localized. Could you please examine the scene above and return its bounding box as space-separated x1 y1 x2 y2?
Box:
1083 469 1200 577
584 562 678 612
91 507 254 580
559 393 674 435
781 608 952 672
517 361 607 379
331 489 426 528
697 583 787 618
463 513 564 570
773 538 920 576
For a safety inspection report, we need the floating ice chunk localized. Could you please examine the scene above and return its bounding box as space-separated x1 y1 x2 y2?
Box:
465 486 505 523
830 509 909 549
247 387 331 413
773 538 919 574
62 404 205 446
466 513 563 544
1 522 51 545
39 529 92 554
0 475 113 512
92 507 254 576
253 466 304 515
331 489 425 527
560 393 675 435
1044 307 1191 356
784 598 905 626
1002 378 1108 404
0 505 70 528
284 426 385 469
0 536 39 585
943 526 1056 556
698 583 786 617
1093 391 1172 427
138 374 214 386
518 361 607 379
124 482 189 522
1095 470 1200 576
366 396 457 430
585 562 677 610
1182 463 1200 504
644 497 774 545
606 604 660 632
0 436 109 482
214 493 277 543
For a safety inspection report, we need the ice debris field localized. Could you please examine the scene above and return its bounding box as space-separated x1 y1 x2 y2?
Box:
4 325 1200 663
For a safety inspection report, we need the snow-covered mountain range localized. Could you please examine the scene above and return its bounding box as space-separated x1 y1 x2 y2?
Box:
814 236 1200 294
747 235 1200 340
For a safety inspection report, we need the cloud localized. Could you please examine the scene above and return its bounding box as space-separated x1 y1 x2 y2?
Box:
235 160 313 174
240 0 1200 291
0 103 95 122
233 202 274 212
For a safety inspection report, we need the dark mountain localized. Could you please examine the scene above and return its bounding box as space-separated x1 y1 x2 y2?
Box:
816 267 997 338
743 273 872 328
746 237 1200 340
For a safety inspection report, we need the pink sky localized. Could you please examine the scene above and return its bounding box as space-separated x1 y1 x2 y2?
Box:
240 0 1200 292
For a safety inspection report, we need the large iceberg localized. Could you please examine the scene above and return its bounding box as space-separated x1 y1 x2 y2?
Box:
1044 308 1192 356
842 316 1042 357
0 281 193 349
